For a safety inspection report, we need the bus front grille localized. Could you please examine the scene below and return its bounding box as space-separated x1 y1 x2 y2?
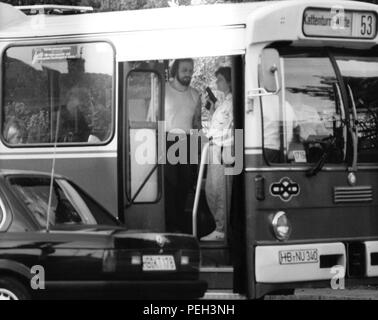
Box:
333 186 373 203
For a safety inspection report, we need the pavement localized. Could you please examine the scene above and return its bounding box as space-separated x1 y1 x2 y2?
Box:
203 287 378 300
266 286 378 300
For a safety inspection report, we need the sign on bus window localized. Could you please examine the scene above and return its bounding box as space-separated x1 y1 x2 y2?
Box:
3 42 114 146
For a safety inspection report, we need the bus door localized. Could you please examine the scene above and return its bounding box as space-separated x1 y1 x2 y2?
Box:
120 55 246 292
246 45 378 298
120 61 166 230
183 55 245 294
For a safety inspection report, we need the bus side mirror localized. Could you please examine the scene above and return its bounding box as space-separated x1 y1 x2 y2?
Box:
248 49 281 100
260 48 281 94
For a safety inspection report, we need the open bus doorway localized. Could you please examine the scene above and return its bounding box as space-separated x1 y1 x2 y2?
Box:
122 55 245 291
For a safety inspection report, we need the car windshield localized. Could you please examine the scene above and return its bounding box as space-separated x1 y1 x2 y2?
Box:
8 176 119 228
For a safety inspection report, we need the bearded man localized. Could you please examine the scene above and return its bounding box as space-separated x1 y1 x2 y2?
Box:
164 58 201 233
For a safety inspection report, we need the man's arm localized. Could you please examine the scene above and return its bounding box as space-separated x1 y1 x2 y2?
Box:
192 96 202 130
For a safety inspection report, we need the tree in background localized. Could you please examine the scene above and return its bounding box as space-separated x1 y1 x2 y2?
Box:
65 0 238 11
1 0 263 11
2 0 378 10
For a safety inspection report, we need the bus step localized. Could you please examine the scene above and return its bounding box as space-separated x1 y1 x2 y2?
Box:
201 289 246 300
200 267 233 290
201 246 231 266
200 242 230 249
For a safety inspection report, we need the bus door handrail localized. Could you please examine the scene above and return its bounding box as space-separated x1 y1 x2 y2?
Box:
192 142 210 238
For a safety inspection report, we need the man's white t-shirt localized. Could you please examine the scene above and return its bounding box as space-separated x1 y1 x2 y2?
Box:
262 95 296 150
164 82 199 133
293 104 329 140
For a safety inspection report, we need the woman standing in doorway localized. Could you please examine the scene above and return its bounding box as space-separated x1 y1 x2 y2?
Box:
201 67 233 241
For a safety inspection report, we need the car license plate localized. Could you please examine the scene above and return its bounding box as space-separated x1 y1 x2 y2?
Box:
142 255 176 271
279 249 318 265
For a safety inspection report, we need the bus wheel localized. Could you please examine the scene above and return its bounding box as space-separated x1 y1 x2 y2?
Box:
0 277 30 300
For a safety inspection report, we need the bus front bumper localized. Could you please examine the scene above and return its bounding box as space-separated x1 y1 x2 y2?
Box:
255 241 378 283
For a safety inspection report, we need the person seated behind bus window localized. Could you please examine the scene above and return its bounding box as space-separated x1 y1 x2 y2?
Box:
288 93 330 142
87 106 112 143
88 134 101 143
263 95 297 163
3 117 24 144
57 105 91 143
58 87 93 143
286 94 330 162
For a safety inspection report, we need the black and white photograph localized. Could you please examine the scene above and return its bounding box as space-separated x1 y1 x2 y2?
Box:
0 0 378 311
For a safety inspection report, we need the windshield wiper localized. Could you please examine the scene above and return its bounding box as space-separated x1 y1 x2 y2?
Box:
346 84 358 172
306 135 337 177
306 82 346 177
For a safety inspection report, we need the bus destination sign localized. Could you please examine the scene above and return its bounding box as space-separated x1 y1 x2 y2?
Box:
303 8 377 39
32 45 81 62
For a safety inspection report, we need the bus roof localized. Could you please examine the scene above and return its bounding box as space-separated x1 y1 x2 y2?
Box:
0 0 377 41
0 1 265 39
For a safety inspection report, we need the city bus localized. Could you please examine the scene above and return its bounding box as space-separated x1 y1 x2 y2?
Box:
0 0 378 299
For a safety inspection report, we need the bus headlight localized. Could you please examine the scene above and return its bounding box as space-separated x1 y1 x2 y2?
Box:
272 211 291 241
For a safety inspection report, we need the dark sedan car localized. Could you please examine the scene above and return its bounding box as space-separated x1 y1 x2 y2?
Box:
0 170 207 300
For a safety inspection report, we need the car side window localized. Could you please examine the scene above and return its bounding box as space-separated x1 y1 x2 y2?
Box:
10 178 88 226
8 176 116 227
10 179 58 227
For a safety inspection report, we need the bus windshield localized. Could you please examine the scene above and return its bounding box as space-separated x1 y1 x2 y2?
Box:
261 49 378 166
262 51 345 165
335 55 378 163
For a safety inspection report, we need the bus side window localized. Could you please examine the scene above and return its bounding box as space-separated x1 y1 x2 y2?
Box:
2 42 114 146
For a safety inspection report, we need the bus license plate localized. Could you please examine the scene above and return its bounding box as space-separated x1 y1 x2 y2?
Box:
279 249 318 265
142 255 176 271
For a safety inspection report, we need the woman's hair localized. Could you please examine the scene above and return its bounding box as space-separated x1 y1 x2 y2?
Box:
170 58 194 78
215 66 232 84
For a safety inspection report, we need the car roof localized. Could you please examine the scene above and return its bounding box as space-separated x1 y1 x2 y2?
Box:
0 169 65 179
